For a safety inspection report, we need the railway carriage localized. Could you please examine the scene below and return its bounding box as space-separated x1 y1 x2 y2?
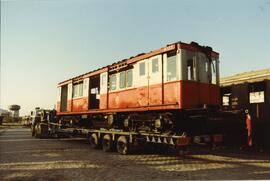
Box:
56 41 222 134
221 69 270 148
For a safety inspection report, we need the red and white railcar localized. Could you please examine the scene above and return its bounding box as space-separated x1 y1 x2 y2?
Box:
56 41 220 117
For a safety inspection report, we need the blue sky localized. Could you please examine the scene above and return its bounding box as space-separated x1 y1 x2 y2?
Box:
1 0 270 115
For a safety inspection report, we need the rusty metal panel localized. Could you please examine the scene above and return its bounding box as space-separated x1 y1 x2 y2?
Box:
231 83 249 109
266 80 270 104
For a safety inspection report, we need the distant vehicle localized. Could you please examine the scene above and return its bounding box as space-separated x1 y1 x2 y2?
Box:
30 108 55 137
21 116 31 127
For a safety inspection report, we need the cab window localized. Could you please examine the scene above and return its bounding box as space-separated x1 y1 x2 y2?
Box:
211 60 217 84
167 52 177 81
187 59 195 80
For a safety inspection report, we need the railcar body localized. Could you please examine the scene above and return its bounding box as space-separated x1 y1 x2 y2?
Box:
57 42 220 113
56 41 221 134
221 68 270 148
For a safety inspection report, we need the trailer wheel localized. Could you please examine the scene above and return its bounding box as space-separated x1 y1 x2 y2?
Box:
89 133 99 149
178 146 189 155
102 134 112 152
117 136 129 155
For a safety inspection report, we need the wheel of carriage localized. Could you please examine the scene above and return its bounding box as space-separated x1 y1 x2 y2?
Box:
102 134 112 152
88 133 99 149
117 136 129 155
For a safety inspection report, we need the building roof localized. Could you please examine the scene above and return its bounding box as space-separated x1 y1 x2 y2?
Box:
220 68 270 87
0 108 10 115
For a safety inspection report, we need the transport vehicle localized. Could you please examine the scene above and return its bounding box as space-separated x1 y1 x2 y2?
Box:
34 41 232 154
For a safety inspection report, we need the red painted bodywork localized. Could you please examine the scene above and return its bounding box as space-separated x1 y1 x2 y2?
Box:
58 81 220 115
56 102 60 112
67 100 72 112
98 81 220 111
72 97 88 112
57 41 220 116
164 81 181 106
180 81 220 108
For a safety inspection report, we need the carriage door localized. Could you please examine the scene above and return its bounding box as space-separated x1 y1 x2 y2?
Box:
148 55 162 105
60 85 68 112
137 59 149 106
89 75 100 109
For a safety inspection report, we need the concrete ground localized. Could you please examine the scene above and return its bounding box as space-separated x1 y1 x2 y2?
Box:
0 125 270 180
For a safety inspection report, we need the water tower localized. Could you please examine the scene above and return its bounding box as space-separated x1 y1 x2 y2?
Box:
8 105 21 120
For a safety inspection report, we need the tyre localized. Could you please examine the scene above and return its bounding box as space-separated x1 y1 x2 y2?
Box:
35 124 40 138
102 134 112 152
117 136 129 155
88 133 99 149
40 124 49 138
31 125 35 137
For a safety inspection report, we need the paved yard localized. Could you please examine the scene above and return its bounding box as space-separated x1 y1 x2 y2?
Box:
0 126 270 180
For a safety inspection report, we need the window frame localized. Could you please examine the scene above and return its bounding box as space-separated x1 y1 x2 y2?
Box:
187 59 195 81
152 58 159 73
248 82 266 104
101 74 107 86
72 82 83 98
110 74 117 91
119 71 126 89
211 60 217 85
139 62 146 76
166 52 177 81
126 69 133 88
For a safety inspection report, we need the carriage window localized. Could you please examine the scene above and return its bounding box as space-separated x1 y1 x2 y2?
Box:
139 62 145 76
249 82 265 103
126 69 133 87
249 91 264 103
120 71 126 89
205 60 208 72
79 83 83 96
101 74 107 86
222 94 231 106
210 60 217 84
167 52 177 81
187 59 194 80
73 82 83 98
152 58 159 73
73 85 77 97
110 74 117 90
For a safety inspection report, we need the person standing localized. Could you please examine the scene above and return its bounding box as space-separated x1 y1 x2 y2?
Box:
31 116 36 136
245 109 252 147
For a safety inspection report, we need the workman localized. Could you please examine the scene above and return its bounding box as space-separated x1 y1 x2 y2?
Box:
245 109 252 147
31 116 36 136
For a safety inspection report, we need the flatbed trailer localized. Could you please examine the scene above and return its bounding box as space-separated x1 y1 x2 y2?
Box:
84 128 190 154
33 121 223 155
